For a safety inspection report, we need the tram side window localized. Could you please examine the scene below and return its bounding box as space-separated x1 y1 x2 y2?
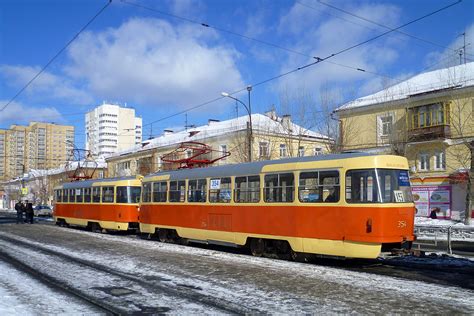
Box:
92 187 101 203
142 182 152 202
188 179 207 202
69 189 75 203
320 171 340 203
63 189 68 203
299 172 322 202
264 173 294 203
55 190 62 202
235 175 260 203
153 181 167 202
75 188 84 203
209 177 231 203
83 187 91 203
102 186 114 203
169 180 186 202
116 186 141 203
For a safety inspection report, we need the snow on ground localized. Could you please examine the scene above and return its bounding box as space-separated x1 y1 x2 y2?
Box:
2 229 472 314
415 216 474 227
0 261 98 315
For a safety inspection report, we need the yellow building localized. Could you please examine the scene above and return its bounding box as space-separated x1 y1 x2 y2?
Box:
335 62 474 220
106 111 332 177
0 122 74 181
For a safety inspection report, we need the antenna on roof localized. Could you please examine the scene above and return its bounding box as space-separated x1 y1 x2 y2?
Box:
184 113 194 131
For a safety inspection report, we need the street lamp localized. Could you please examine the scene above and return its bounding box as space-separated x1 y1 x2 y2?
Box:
221 86 253 162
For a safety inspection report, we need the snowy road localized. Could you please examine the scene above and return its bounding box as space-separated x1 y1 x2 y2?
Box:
0 221 473 314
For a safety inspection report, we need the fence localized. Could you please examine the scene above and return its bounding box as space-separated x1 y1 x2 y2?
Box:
414 225 474 254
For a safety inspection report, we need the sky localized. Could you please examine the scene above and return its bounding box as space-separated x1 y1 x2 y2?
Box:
0 0 473 148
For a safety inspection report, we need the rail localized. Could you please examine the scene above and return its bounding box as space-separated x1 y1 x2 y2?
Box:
414 225 474 254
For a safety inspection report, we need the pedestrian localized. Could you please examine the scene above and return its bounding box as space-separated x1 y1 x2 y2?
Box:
429 207 439 219
25 200 34 224
15 201 24 224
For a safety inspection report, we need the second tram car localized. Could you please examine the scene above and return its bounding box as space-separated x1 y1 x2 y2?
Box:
53 176 142 231
139 153 415 259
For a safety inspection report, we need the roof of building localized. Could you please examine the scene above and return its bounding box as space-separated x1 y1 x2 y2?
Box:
336 62 474 112
144 152 373 180
107 113 330 159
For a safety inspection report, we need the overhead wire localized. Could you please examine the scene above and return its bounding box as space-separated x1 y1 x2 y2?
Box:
0 0 112 113
119 0 462 138
311 0 474 60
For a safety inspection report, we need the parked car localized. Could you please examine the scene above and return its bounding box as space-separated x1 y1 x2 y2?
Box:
34 205 53 217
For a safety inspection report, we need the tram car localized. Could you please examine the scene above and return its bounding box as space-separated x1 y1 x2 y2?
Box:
139 153 415 259
53 176 142 231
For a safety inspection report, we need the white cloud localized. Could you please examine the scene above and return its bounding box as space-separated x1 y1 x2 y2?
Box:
65 17 244 107
0 101 64 125
274 2 403 96
424 23 474 70
0 65 93 105
166 0 206 17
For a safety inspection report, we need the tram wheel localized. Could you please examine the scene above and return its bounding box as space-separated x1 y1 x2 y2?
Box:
250 238 266 257
158 229 168 243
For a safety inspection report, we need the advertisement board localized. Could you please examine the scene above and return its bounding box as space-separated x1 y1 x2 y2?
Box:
412 185 451 218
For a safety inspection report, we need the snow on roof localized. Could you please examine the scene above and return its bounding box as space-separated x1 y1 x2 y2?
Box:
27 159 107 179
336 62 474 112
108 113 330 159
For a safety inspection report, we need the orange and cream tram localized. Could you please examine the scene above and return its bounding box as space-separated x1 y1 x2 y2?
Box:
53 176 142 231
139 153 415 259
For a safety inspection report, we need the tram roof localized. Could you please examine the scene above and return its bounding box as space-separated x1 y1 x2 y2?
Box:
145 152 375 180
60 176 139 189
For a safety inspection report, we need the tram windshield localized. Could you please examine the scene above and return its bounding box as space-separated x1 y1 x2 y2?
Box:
116 186 142 203
345 169 412 203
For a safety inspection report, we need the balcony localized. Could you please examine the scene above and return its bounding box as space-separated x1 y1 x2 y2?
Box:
408 124 451 142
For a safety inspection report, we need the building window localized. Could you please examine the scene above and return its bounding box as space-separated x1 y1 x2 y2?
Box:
380 116 393 136
279 144 287 158
314 147 323 156
409 103 449 129
434 151 446 170
259 141 269 159
298 146 305 157
219 144 227 161
418 153 430 171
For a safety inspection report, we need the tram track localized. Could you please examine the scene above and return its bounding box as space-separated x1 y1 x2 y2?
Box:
0 233 259 314
0 247 124 315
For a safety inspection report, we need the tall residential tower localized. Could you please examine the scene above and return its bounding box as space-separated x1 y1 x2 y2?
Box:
0 122 74 181
85 102 142 157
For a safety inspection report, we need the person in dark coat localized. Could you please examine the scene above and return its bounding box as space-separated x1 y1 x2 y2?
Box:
429 207 439 219
25 200 34 224
15 201 24 224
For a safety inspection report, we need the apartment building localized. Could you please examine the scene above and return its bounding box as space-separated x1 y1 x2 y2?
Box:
85 102 142 157
334 62 474 220
0 122 74 181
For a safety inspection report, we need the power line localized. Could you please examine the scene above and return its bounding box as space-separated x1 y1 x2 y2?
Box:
120 0 408 89
125 0 461 138
0 0 112 113
311 0 474 59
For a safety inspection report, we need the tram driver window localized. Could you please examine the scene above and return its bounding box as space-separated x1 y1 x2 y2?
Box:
264 173 294 203
188 179 207 202
169 180 186 202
